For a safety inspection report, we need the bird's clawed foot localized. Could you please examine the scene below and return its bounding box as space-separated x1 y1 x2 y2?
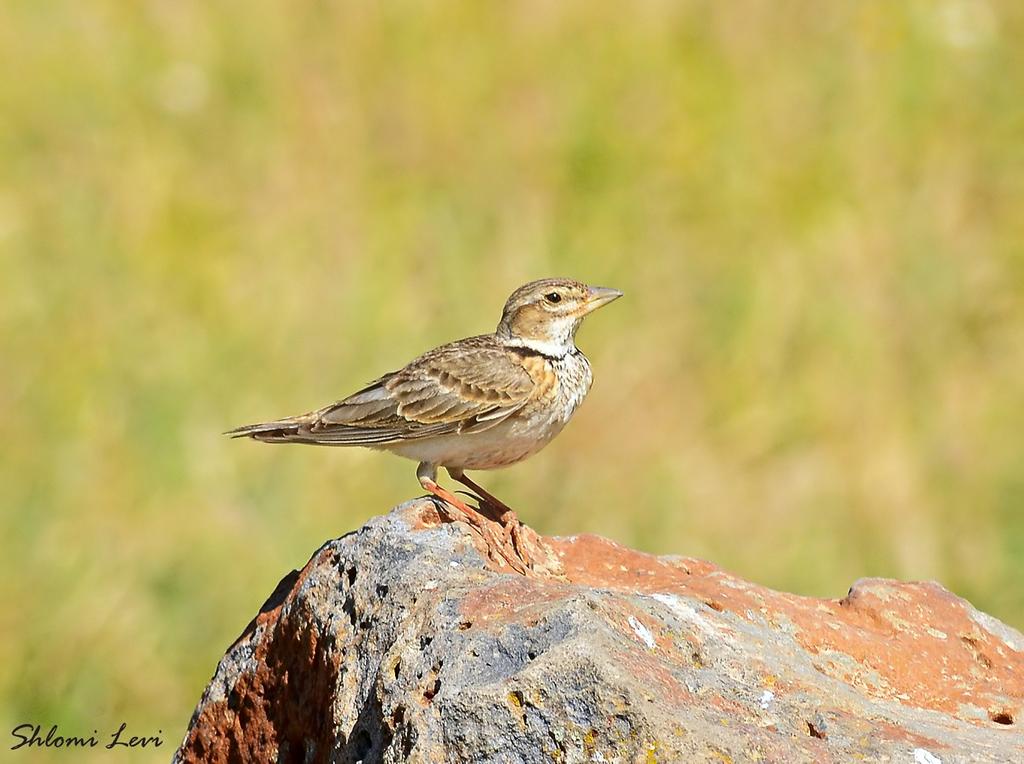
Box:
416 464 555 575
420 479 528 574
494 510 532 570
448 469 552 574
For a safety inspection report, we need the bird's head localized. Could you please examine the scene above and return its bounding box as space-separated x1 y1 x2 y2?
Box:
496 278 623 357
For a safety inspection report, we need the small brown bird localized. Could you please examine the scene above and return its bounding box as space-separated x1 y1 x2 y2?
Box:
228 278 622 571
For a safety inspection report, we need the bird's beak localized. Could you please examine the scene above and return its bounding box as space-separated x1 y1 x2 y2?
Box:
582 285 624 313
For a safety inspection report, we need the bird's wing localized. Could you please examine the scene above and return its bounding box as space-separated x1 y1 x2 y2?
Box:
237 338 538 446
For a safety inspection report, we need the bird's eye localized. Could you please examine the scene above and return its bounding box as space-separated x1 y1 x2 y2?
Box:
544 292 562 304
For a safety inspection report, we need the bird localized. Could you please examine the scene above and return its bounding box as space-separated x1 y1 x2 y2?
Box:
227 277 623 572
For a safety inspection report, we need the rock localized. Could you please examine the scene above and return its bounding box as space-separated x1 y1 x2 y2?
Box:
175 500 1024 763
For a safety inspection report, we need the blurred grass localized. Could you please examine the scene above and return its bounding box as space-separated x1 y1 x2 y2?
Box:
2 0 1023 759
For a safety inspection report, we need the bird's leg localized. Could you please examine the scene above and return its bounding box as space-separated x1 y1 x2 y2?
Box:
417 463 527 574
447 469 531 568
447 469 517 522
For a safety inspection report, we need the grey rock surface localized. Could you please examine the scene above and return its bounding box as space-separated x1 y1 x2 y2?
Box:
176 500 1024 763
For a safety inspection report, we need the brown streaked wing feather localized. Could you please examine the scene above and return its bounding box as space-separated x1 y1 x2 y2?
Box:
308 336 535 443
391 340 534 424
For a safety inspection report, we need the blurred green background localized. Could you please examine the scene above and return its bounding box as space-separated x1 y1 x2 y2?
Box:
2 0 1023 759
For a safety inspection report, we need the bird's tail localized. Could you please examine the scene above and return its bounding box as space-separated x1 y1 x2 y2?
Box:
225 413 319 443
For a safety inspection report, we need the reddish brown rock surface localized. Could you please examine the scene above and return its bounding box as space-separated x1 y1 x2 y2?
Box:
175 500 1024 763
